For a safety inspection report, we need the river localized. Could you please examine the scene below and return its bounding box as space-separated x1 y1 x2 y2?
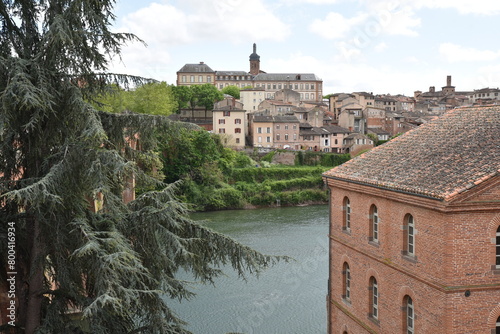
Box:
170 205 329 334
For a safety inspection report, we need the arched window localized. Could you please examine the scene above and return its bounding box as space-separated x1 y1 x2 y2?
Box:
496 315 500 334
403 214 415 256
496 226 500 267
369 277 378 320
343 197 351 232
342 262 351 302
403 295 414 334
369 205 379 243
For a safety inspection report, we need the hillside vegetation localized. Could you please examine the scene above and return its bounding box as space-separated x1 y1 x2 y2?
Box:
159 128 350 211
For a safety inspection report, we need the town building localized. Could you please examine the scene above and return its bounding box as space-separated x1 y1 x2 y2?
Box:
323 106 500 334
176 62 215 86
472 87 500 105
176 44 323 102
213 104 246 150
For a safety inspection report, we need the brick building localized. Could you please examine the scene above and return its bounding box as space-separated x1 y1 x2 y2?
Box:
323 106 500 333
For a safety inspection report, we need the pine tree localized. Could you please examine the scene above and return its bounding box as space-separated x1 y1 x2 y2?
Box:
0 1 276 333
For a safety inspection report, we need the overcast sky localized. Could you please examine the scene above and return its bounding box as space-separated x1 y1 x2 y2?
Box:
108 0 500 96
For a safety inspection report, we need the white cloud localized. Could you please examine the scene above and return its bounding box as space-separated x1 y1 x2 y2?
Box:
120 1 289 45
309 12 368 40
374 42 387 52
410 0 500 15
439 43 500 63
309 3 420 42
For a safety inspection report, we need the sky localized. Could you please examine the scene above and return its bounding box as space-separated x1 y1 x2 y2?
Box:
108 0 500 96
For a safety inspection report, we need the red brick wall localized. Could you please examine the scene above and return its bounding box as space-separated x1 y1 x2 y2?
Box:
326 176 500 334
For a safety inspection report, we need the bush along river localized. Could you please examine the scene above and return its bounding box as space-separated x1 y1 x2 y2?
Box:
169 205 329 334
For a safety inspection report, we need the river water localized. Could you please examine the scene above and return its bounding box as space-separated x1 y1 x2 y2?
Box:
170 205 329 334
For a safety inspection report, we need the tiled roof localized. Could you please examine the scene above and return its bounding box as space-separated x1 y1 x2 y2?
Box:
323 106 500 200
177 63 215 73
323 125 350 134
216 71 249 76
253 115 299 123
253 73 321 81
367 127 390 135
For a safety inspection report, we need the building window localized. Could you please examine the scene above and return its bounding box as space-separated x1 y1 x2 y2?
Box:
235 138 240 144
276 134 280 141
235 128 241 134
285 134 289 141
258 136 262 143
496 226 500 267
342 262 351 302
199 75 203 82
266 127 271 133
285 125 289 130
218 119 225 124
218 128 225 134
276 124 280 130
235 119 241 124
266 136 271 143
495 316 500 333
370 205 379 243
293 134 297 140
404 214 415 256
223 111 230 117
207 76 211 83
403 295 414 334
182 75 186 83
369 277 378 320
257 127 262 134
343 197 351 232
190 75 194 82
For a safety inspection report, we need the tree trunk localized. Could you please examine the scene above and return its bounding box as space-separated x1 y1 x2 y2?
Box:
24 218 44 334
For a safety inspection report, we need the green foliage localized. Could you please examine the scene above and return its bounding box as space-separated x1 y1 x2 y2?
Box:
295 151 350 167
0 1 276 333
129 81 178 116
172 85 193 112
230 166 327 183
90 84 132 113
221 85 240 99
366 132 379 146
261 151 276 163
191 83 224 111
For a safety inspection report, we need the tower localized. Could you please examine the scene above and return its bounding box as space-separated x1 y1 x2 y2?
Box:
249 43 260 75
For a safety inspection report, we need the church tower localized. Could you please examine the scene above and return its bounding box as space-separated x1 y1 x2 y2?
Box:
249 43 260 75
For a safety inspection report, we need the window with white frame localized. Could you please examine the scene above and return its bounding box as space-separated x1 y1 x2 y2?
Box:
405 214 415 256
404 296 414 334
370 277 378 320
343 197 351 232
343 262 351 302
496 226 500 267
370 205 379 243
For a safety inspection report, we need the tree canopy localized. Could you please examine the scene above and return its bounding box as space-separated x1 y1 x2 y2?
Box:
0 1 277 333
221 85 240 99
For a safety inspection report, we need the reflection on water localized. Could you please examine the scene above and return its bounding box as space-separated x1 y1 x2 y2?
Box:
169 205 329 334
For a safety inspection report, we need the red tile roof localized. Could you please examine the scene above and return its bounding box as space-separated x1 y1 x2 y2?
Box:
323 106 500 200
